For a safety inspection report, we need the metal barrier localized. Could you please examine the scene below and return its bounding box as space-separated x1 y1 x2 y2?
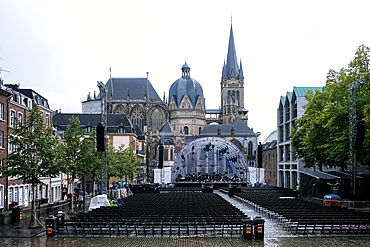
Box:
312 197 370 211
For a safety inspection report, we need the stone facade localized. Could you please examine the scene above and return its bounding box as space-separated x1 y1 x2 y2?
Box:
262 142 277 186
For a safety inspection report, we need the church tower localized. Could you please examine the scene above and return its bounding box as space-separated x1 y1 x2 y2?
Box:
168 63 206 136
221 23 248 124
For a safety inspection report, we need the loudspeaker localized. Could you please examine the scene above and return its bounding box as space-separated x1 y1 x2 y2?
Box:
96 123 105 152
158 145 164 169
355 120 365 150
258 143 263 168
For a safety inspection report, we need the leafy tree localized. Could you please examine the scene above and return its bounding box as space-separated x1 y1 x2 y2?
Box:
107 145 140 182
291 45 370 171
1 103 61 227
61 117 100 212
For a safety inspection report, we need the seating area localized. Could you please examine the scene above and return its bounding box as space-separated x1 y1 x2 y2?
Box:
160 186 202 192
233 188 370 235
59 192 246 237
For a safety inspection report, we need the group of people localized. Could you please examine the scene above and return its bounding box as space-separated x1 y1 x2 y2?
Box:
109 197 123 207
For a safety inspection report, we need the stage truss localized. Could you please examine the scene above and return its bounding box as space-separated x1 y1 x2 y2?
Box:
171 137 248 182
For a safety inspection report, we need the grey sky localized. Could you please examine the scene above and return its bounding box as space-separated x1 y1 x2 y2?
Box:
1 0 369 141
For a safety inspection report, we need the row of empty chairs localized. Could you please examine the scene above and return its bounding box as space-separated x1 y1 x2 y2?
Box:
59 192 247 237
232 187 370 235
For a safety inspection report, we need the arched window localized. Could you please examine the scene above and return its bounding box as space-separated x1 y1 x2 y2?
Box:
131 107 144 131
114 105 125 114
151 108 164 131
199 127 202 135
236 91 240 106
184 126 189 135
248 141 253 156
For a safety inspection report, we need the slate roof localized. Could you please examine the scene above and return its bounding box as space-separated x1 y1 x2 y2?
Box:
206 109 221 114
263 130 277 144
293 87 322 97
159 121 174 133
200 117 255 137
221 24 244 80
52 113 144 139
262 140 277 150
105 78 162 102
168 64 205 108
5 84 50 109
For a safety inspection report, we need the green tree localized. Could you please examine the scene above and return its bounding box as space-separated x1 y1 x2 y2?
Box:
1 103 61 228
61 117 100 212
291 45 370 171
108 145 140 182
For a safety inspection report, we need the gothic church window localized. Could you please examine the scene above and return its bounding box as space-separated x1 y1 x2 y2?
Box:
184 126 189 135
114 105 125 114
151 108 164 131
131 107 144 131
236 91 240 105
248 141 253 156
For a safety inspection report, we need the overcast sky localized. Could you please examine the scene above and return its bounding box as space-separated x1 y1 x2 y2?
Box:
1 0 369 141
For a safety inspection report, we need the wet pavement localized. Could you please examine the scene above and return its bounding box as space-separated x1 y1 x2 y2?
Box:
1 191 370 246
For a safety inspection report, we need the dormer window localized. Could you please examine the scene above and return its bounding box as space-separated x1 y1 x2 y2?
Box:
86 126 92 133
118 125 124 133
13 94 18 103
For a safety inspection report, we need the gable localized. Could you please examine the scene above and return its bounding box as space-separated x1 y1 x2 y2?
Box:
179 95 193 109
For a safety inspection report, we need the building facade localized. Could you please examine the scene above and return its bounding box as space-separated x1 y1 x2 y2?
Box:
262 130 277 186
0 82 57 211
277 87 322 189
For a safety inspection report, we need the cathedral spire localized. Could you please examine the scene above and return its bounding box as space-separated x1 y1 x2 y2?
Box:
239 58 244 79
225 23 239 79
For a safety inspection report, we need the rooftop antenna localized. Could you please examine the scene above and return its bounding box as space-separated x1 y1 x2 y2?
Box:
146 72 149 101
109 66 114 100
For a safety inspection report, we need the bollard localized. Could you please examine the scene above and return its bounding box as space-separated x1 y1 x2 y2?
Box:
253 216 265 239
242 217 254 240
45 215 57 237
56 211 65 230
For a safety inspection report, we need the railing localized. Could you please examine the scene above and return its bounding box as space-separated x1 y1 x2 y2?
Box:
312 197 370 210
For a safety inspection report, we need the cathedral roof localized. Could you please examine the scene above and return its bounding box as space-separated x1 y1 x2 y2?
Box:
159 121 174 133
168 63 205 109
105 78 162 102
222 24 244 80
52 113 144 139
200 117 255 137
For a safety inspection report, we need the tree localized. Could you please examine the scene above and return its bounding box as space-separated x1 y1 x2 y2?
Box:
107 145 140 182
1 103 61 228
291 45 370 171
61 117 100 212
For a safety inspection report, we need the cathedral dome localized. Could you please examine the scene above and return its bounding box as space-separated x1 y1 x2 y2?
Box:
168 63 205 109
